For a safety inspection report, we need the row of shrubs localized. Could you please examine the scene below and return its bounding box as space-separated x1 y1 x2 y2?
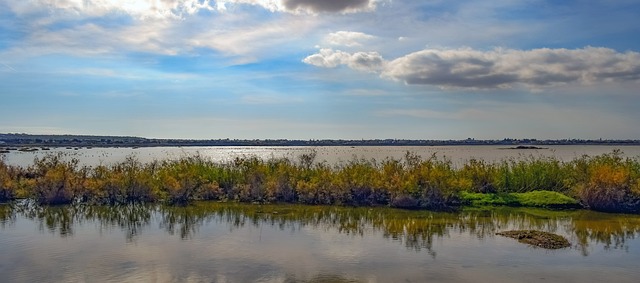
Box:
1 150 639 212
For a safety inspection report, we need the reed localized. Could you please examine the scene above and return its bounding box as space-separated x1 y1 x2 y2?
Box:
569 151 640 213
29 153 85 205
0 158 17 201
0 150 639 212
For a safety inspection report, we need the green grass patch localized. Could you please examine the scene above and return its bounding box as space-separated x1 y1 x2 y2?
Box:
512 191 579 208
461 190 579 208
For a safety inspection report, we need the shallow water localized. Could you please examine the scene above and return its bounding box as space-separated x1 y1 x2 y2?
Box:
1 202 640 282
3 145 640 168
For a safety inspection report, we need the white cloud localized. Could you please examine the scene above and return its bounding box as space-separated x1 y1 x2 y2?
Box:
384 47 640 89
8 21 179 57
189 16 316 61
218 0 379 14
325 31 375 47
304 46 640 90
1 8 317 64
3 0 216 19
303 48 384 73
2 0 383 19
281 0 377 13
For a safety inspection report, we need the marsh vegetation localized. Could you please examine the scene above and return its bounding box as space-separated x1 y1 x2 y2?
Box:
1 150 639 213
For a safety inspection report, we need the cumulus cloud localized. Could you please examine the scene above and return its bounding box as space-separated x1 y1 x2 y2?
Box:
282 0 376 13
325 31 375 47
218 0 379 14
384 47 640 89
304 46 640 89
303 48 384 73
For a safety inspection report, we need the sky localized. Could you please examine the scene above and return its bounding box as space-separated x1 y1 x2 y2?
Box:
1 0 639 140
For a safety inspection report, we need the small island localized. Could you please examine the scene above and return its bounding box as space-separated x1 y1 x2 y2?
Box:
497 230 571 249
501 145 548 150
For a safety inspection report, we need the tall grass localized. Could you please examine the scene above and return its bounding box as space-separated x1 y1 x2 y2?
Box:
1 150 639 212
30 154 85 205
0 158 17 201
569 151 640 212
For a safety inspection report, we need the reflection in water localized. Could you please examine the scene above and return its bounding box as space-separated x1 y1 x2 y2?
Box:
2 202 640 282
4 201 640 256
0 203 14 227
284 274 362 283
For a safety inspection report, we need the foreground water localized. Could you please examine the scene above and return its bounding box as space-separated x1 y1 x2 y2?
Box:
1 202 640 283
3 145 640 168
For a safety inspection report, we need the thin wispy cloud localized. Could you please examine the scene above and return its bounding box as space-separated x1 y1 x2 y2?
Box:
1 62 16 72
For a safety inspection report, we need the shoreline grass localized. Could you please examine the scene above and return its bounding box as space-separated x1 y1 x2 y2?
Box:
460 191 580 208
1 150 639 213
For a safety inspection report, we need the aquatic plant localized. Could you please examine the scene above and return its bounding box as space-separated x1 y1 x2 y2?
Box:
29 153 85 205
1 150 640 213
570 151 640 213
0 158 16 201
494 156 567 193
84 156 158 204
156 155 221 205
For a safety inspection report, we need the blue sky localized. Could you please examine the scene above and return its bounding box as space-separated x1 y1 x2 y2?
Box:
1 0 639 139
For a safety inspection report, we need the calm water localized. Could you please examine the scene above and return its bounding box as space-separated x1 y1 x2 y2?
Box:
1 202 640 282
3 145 640 167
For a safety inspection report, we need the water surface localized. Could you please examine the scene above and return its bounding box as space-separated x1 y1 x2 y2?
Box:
3 145 640 168
1 202 640 282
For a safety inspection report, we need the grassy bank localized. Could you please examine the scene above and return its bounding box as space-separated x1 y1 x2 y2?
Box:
1 150 639 213
460 191 581 208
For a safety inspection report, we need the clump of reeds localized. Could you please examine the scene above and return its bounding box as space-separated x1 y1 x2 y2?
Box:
569 151 640 213
83 156 159 204
0 158 17 201
155 155 223 205
29 153 85 205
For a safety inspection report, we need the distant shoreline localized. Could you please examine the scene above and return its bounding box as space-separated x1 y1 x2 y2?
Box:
2 133 639 148
2 143 640 150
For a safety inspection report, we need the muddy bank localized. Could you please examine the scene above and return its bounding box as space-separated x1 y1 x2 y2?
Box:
497 230 570 249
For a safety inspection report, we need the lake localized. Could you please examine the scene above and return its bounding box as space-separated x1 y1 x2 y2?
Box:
3 145 640 168
1 202 640 282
